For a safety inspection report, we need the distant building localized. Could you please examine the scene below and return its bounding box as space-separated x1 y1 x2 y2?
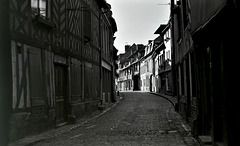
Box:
117 45 132 91
117 44 145 91
140 40 155 92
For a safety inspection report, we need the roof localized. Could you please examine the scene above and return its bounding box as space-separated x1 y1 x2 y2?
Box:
128 44 145 59
98 0 108 9
154 24 170 35
119 44 145 64
154 35 163 45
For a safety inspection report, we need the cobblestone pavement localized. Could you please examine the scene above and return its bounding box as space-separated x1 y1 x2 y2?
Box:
33 91 199 146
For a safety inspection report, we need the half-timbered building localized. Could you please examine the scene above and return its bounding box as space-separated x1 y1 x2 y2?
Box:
100 3 117 105
3 0 117 142
171 0 240 145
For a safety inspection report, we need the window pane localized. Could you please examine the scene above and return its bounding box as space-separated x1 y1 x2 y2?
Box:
83 6 91 39
31 0 38 13
31 0 47 17
39 0 46 16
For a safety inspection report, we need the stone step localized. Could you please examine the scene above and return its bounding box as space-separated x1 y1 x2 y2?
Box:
198 135 212 146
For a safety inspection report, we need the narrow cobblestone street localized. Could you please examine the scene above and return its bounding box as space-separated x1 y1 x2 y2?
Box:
33 92 199 146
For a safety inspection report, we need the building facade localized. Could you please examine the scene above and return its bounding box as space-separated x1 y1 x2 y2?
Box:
117 45 132 91
100 4 117 105
117 44 144 91
171 0 240 145
0 0 117 142
140 40 155 92
128 44 145 91
171 0 196 127
153 23 173 95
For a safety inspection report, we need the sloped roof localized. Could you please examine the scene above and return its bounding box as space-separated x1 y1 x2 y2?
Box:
154 24 169 35
154 35 163 45
98 0 108 9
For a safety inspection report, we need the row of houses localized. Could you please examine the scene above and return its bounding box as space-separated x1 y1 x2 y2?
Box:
117 23 172 96
117 0 240 145
171 0 239 145
0 0 118 144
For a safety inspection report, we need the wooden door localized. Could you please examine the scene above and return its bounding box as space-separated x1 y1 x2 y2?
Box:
55 65 68 125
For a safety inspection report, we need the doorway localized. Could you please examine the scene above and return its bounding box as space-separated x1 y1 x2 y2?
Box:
54 65 68 125
133 75 140 91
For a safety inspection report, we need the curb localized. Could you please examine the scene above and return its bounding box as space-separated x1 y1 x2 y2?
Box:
149 92 176 107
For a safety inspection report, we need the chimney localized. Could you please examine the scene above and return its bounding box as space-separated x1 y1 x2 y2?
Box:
148 40 153 44
125 45 130 52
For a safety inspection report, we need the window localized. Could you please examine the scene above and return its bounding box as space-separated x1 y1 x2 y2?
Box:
182 0 189 29
180 62 185 95
165 30 170 42
146 61 149 72
84 5 91 41
166 50 171 60
31 0 48 17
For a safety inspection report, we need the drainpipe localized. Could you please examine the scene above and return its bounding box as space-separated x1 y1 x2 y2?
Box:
99 11 103 105
170 0 177 97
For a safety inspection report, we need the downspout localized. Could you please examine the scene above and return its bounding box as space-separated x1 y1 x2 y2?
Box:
99 10 102 105
170 0 179 112
170 0 177 97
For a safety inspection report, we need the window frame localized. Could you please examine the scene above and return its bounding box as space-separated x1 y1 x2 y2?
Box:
31 0 50 18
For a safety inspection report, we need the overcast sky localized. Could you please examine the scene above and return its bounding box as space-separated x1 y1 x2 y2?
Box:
106 0 170 54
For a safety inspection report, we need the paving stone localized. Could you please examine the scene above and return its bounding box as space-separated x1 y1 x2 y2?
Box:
18 92 199 146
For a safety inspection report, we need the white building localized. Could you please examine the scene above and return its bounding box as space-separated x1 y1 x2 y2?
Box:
153 23 173 94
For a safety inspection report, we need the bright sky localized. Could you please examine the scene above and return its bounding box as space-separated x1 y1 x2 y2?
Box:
106 0 170 54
